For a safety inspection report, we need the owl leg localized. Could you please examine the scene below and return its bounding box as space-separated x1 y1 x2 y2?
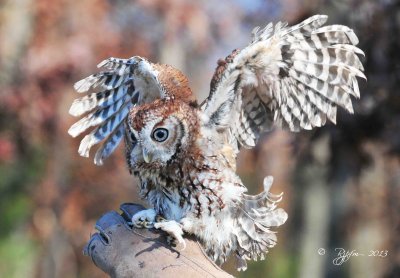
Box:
154 220 186 250
131 208 157 228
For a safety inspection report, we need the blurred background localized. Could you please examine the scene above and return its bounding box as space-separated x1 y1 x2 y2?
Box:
0 0 399 277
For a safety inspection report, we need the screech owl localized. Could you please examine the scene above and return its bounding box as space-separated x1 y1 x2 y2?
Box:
69 15 365 271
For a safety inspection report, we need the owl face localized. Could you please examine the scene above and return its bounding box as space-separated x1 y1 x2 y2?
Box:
125 101 193 168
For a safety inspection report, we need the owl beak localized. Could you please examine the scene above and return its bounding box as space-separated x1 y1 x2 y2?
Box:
142 149 153 163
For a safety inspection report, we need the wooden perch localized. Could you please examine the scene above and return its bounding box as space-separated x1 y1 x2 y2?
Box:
84 203 233 278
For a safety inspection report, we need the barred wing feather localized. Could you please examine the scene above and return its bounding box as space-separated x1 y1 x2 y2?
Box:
68 57 163 165
203 15 365 150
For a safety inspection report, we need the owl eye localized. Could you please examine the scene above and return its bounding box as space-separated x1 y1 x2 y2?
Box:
152 128 169 142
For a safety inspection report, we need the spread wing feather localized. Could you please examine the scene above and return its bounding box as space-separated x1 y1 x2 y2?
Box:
68 57 164 165
203 15 365 151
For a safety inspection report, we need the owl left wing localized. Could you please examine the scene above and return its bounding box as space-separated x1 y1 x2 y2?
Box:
68 56 194 165
202 15 365 151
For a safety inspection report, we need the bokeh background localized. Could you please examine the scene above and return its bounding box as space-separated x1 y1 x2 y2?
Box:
0 0 399 277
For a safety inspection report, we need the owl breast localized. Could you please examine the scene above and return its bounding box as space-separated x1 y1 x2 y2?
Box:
135 165 190 221
135 151 245 220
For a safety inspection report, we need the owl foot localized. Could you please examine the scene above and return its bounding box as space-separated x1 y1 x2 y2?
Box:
131 208 156 228
154 220 186 251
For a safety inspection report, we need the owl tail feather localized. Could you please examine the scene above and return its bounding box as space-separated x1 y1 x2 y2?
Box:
235 176 288 271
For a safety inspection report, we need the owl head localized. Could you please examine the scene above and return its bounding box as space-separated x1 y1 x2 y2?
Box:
125 99 197 169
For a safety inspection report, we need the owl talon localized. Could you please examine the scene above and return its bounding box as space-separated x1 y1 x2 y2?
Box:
154 220 186 251
131 209 156 228
155 215 167 223
166 235 186 250
166 235 177 247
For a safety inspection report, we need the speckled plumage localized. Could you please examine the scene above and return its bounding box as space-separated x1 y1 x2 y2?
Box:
69 15 365 270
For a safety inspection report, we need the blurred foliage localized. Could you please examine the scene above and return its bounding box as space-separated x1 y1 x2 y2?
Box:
0 0 399 277
0 145 45 234
0 232 37 278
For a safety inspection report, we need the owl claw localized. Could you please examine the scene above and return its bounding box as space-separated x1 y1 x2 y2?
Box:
131 209 157 228
154 220 186 251
166 235 186 250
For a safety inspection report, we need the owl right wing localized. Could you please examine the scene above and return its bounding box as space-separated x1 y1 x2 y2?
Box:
68 56 195 165
202 15 365 153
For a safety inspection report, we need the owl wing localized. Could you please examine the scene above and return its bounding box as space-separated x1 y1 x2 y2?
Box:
68 57 194 165
202 15 365 151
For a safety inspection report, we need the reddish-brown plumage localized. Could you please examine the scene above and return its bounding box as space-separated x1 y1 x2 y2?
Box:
152 63 197 106
209 48 240 93
128 98 198 136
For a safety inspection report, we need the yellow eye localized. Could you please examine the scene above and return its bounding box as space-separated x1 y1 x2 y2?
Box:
152 128 169 142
